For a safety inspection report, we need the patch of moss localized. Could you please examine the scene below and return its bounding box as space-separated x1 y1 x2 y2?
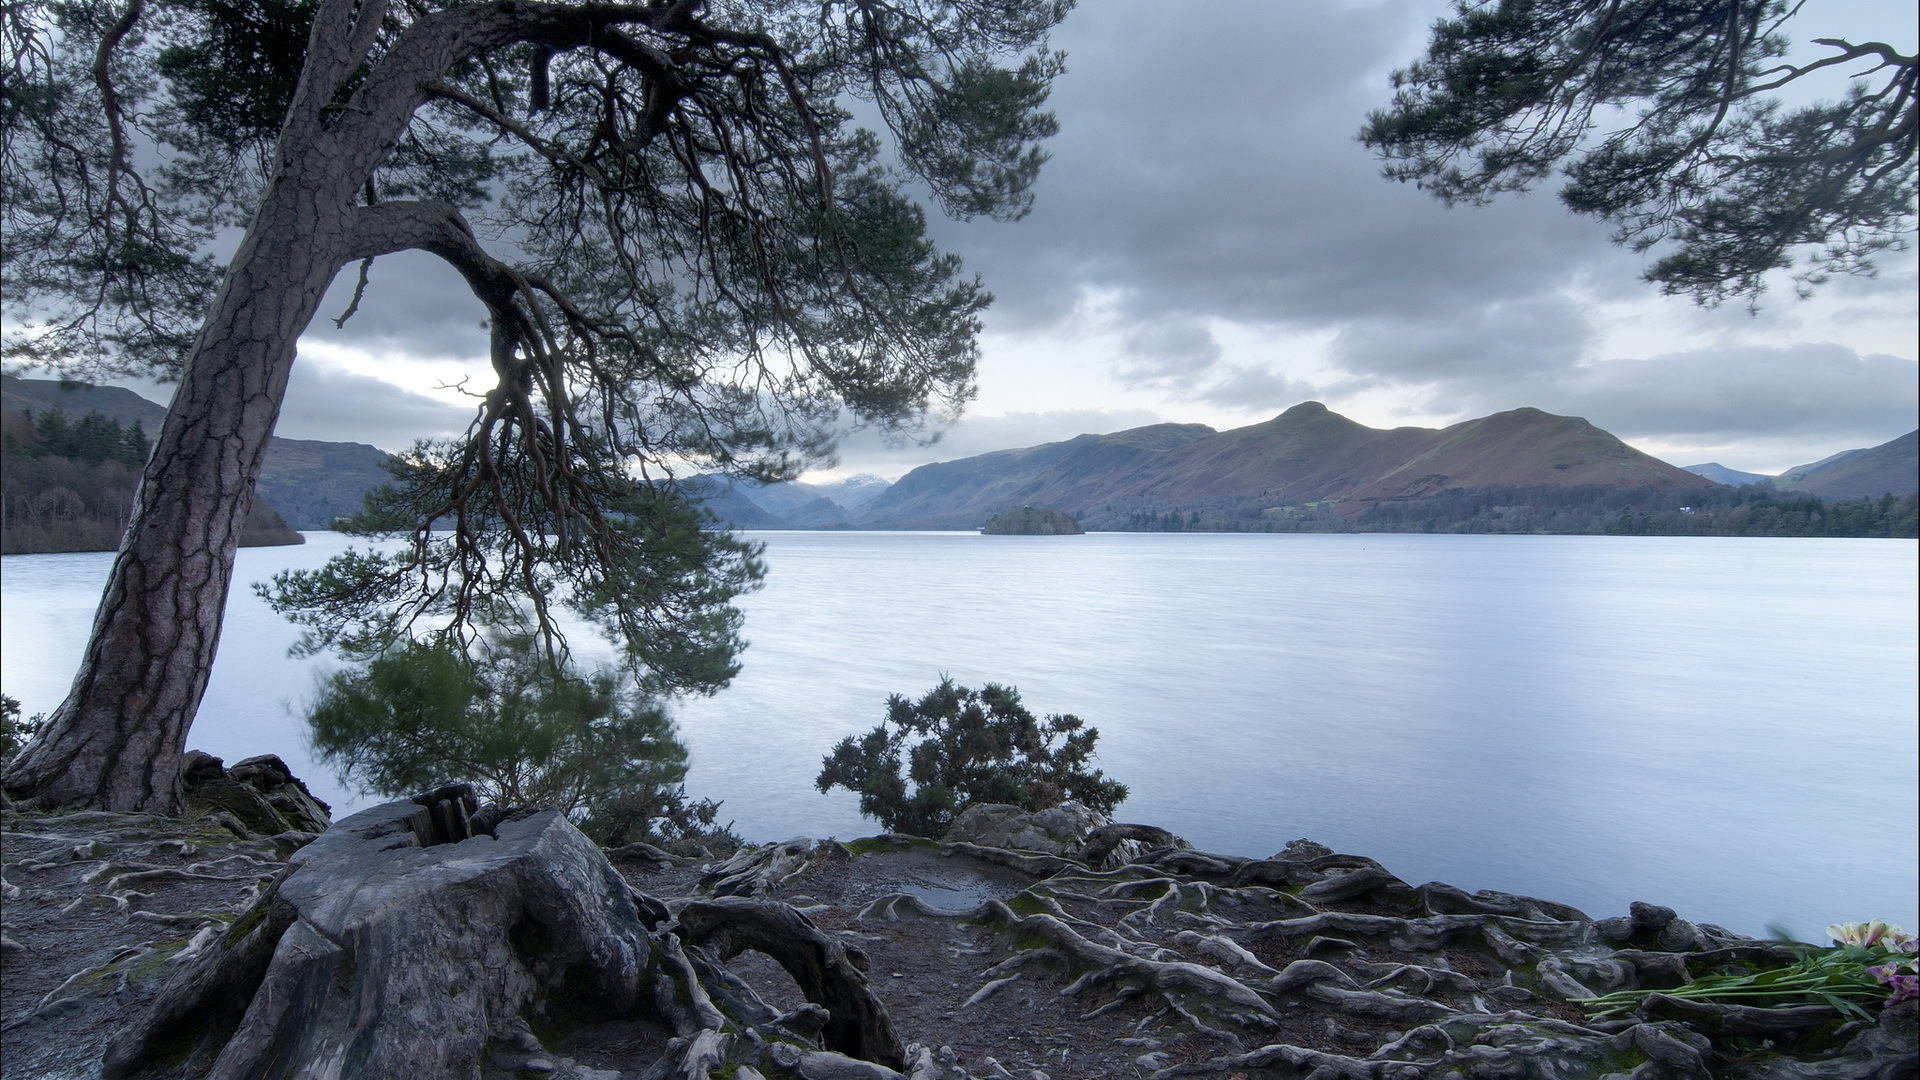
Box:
1004 894 1048 917
223 900 270 948
842 835 935 856
1014 931 1052 951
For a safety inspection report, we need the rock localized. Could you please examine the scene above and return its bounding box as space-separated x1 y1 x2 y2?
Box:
180 750 226 786
943 802 1107 855
1275 838 1335 861
226 754 333 833
179 750 331 837
1077 823 1188 867
1629 900 1677 931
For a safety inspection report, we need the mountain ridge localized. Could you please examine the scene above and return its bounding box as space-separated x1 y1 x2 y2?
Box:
853 403 1715 528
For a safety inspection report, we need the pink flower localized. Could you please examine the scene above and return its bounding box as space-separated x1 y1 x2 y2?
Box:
1870 963 1919 1006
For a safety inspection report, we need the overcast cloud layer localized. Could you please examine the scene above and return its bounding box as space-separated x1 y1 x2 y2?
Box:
270 0 1917 476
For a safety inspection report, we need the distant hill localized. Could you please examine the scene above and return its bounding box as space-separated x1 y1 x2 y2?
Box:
856 422 1216 529
1683 462 1773 486
735 480 850 528
3 375 394 529
855 403 1713 529
811 474 893 512
681 476 797 529
1771 430 1918 500
693 474 900 529
2 407 302 553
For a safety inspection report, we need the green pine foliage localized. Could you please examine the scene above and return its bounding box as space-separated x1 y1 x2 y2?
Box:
306 632 736 854
8 406 151 469
1364 0 1916 305
816 678 1127 838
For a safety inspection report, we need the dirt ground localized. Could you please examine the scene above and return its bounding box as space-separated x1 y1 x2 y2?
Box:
4 810 1913 1080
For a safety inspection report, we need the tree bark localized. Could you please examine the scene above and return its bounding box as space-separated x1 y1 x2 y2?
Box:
2 201 352 812
0 0 476 812
0 0 390 812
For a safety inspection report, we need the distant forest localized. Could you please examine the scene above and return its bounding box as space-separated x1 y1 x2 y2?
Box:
1078 483 1919 539
2 407 303 553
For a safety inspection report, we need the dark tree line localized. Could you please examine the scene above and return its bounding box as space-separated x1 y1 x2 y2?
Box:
2 408 302 553
1072 484 1917 538
3 406 151 470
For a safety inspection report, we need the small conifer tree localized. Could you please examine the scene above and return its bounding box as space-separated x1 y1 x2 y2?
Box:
816 678 1127 838
306 632 734 852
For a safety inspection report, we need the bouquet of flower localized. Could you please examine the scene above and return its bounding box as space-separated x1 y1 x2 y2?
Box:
1575 920 1918 1020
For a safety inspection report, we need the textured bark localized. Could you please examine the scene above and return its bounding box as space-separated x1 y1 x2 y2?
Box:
101 791 911 1080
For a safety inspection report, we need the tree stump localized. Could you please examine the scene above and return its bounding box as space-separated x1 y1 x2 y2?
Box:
101 788 916 1079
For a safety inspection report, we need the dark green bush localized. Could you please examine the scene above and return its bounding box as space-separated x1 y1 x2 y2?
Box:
815 678 1127 838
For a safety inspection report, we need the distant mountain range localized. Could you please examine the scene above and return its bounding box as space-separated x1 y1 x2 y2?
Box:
705 407 1917 531
9 373 1912 537
840 403 1715 529
1682 430 1919 501
3 375 393 530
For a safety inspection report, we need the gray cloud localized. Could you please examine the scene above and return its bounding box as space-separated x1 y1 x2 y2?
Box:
1117 318 1223 389
277 357 475 451
1190 365 1318 412
306 249 492 363
1331 296 1593 387
1526 345 1919 443
933 0 1628 340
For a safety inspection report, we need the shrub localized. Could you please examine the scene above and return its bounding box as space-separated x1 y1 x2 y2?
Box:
1 694 44 766
306 632 737 854
815 677 1127 837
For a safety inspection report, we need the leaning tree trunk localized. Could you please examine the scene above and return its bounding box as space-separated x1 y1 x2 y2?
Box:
1 0 479 813
1 182 357 813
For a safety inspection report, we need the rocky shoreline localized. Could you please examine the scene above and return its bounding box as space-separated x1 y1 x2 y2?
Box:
2 780 1914 1080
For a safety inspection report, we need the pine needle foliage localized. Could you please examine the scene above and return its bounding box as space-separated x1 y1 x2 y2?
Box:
307 631 732 851
816 678 1127 838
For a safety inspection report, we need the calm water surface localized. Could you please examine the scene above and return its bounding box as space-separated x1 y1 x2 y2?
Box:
3 531 1914 938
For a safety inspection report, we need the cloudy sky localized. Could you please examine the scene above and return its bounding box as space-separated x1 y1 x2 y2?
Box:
247 0 1919 478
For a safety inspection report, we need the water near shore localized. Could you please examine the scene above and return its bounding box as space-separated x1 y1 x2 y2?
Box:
4 531 1914 938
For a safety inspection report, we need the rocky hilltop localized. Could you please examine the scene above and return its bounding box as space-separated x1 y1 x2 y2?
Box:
4 784 1914 1080
855 404 1711 530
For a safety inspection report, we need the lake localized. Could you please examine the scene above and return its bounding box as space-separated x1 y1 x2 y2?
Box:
3 531 1914 939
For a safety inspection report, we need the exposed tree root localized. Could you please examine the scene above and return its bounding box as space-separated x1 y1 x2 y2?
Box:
94 792 946 1080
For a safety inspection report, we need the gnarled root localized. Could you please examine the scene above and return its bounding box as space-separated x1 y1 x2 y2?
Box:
678 896 905 1068
100 790 915 1080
